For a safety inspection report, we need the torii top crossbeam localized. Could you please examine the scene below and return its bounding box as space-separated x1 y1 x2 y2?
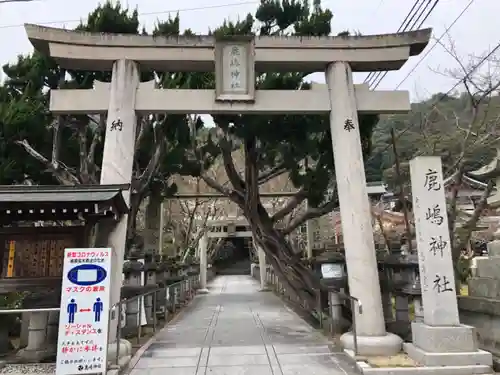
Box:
24 25 431 116
25 24 430 72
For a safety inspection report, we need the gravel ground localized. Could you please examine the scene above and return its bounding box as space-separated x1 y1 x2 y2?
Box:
0 364 55 374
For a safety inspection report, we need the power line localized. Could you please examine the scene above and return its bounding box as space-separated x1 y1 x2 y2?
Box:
365 39 500 165
366 0 437 87
393 0 476 90
401 0 430 33
364 0 425 85
0 0 259 29
406 0 439 30
370 0 440 89
0 0 38 3
372 0 387 14
356 0 386 31
368 0 441 89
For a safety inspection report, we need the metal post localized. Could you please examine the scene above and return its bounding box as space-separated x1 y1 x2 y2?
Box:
152 290 157 333
115 302 122 365
316 291 323 329
137 299 143 344
351 299 358 356
170 285 175 314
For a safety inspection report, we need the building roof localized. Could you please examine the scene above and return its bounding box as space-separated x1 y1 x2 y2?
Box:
443 174 489 190
0 184 129 222
366 181 387 195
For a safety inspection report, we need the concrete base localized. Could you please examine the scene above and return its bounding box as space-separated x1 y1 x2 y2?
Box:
197 288 209 294
404 343 492 367
107 338 132 368
406 322 492 369
411 322 477 353
344 349 493 375
259 287 270 292
250 263 257 278
340 331 403 356
16 347 52 362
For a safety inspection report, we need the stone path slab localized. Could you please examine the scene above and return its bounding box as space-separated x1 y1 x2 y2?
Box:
128 275 360 375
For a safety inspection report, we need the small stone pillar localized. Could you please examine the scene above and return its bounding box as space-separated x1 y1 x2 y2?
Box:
378 262 394 323
198 233 209 294
17 311 49 361
162 256 173 280
155 254 165 285
305 200 314 259
394 295 409 323
253 236 269 291
46 311 59 350
413 297 424 323
144 253 158 325
328 292 343 333
381 291 394 322
20 312 30 348
155 255 167 317
122 255 143 335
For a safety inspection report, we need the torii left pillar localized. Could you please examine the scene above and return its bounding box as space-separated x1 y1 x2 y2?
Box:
198 233 209 294
253 236 269 291
100 59 139 364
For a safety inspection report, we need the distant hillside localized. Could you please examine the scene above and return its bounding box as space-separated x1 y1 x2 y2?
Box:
365 93 500 184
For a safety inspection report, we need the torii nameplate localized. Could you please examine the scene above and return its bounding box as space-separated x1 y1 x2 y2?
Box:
215 38 255 102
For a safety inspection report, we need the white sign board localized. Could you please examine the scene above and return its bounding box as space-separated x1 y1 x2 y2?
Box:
321 263 344 279
56 248 112 375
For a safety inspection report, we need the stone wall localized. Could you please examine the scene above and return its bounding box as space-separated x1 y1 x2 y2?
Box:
459 239 500 358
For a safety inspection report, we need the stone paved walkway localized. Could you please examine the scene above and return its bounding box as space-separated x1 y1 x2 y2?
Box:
128 275 360 375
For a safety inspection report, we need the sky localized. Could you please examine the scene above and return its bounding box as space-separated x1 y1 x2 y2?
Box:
0 0 499 102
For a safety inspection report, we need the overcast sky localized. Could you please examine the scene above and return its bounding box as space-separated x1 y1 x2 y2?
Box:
0 0 498 102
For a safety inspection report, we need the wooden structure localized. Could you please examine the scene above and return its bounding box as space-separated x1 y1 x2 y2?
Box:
0 184 128 293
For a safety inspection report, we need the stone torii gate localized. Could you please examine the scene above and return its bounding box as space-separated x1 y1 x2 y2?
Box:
24 24 431 357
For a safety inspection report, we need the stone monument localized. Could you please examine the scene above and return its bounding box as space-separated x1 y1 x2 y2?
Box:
405 156 492 368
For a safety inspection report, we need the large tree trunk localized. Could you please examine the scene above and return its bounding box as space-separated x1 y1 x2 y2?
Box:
246 202 320 311
198 134 336 320
127 191 144 247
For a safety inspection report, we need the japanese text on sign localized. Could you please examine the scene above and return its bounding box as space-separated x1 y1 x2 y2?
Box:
228 46 243 90
59 338 104 372
428 236 447 257
419 163 454 296
344 119 355 131
425 204 444 225
110 119 123 131
424 169 441 191
56 248 111 375
433 274 454 294
410 156 460 325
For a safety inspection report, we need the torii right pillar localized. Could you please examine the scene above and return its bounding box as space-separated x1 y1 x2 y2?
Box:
326 62 402 356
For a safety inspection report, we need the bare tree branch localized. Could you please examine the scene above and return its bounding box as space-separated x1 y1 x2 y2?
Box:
258 162 287 185
282 197 337 235
220 136 245 193
456 180 495 252
270 187 307 223
15 139 80 185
